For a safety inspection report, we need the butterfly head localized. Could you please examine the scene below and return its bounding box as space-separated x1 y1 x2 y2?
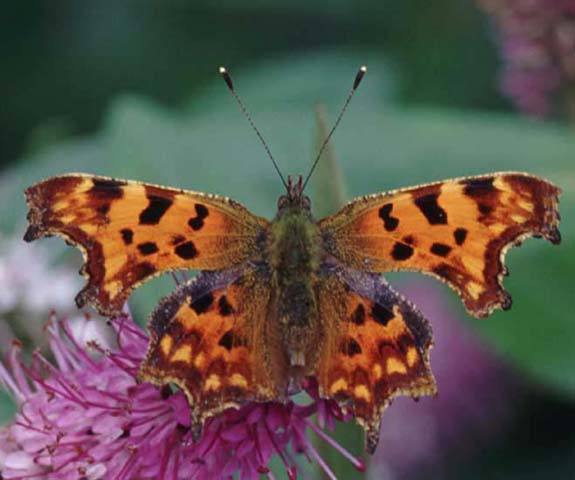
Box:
277 175 311 211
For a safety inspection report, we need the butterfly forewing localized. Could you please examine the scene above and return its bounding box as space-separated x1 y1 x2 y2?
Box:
319 172 561 317
24 174 268 316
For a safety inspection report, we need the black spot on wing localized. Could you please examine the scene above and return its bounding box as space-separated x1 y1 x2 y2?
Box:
188 203 210 231
195 204 209 217
120 228 134 245
138 242 159 255
97 203 110 216
218 296 234 316
351 304 366 325
90 179 126 199
371 303 394 326
218 330 234 351
454 228 467 245
190 293 214 314
175 241 198 259
378 203 399 232
340 337 362 357
391 242 414 261
188 218 203 231
139 195 173 225
478 203 493 215
430 243 452 257
414 193 447 225
462 177 495 197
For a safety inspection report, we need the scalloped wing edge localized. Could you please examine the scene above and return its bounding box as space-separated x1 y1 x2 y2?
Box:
138 267 279 440
317 266 438 453
321 171 562 319
23 173 260 317
426 174 560 318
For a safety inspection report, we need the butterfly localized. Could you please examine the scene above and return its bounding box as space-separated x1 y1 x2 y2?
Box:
22 67 562 453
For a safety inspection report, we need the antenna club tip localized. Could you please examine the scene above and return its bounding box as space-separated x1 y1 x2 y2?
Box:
219 66 234 91
353 65 367 90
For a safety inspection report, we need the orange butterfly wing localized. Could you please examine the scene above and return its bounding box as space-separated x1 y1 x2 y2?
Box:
319 172 561 317
24 174 268 316
316 266 436 453
139 267 285 436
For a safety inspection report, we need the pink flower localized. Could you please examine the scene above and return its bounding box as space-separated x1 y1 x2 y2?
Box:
0 312 364 479
477 0 575 118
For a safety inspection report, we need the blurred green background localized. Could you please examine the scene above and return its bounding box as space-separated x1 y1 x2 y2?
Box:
0 1 573 479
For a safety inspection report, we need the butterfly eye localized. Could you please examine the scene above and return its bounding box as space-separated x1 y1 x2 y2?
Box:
302 196 311 210
277 195 289 209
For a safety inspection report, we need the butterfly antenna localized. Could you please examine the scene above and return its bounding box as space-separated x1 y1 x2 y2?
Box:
302 65 367 191
219 66 288 190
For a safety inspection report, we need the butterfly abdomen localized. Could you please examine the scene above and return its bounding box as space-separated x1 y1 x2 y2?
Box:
269 206 323 369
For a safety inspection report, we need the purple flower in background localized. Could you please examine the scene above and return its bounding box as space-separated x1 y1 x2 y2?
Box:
0 312 364 480
368 280 521 479
477 0 575 118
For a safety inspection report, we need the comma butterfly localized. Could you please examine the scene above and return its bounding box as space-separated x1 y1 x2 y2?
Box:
23 67 561 453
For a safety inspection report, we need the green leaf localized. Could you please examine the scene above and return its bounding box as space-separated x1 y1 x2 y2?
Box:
310 103 348 217
468 239 575 398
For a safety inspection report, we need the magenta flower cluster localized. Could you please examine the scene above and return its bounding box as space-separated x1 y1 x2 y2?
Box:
478 0 575 117
0 314 364 479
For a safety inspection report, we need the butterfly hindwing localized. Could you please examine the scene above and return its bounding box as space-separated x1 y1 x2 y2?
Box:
319 172 561 317
139 266 285 437
315 266 436 453
24 174 268 316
